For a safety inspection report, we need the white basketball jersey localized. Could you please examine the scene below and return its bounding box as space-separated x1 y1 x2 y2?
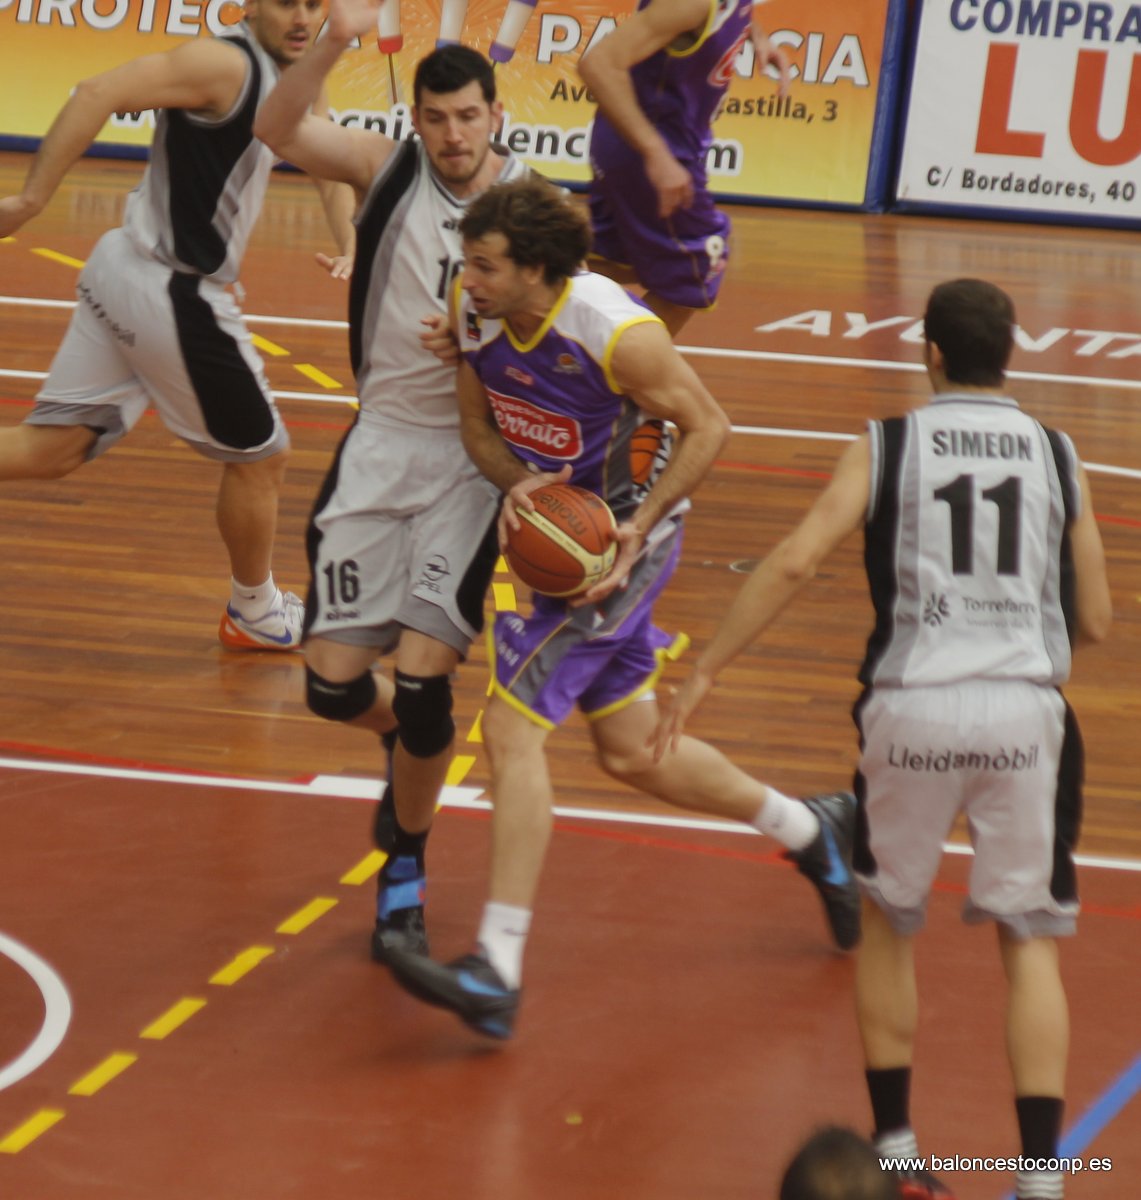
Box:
349 142 526 429
122 25 277 284
860 394 1080 688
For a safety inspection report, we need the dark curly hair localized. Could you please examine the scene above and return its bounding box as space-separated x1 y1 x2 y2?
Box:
459 177 591 285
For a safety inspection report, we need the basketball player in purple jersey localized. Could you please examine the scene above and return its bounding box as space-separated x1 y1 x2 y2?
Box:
384 178 860 1039
578 0 789 334
652 280 1112 1200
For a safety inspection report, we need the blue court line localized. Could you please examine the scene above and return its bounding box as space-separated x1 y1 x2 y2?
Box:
1001 1049 1141 1197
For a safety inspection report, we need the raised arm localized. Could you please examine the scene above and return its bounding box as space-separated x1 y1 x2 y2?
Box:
576 0 711 218
0 38 247 236
254 0 396 195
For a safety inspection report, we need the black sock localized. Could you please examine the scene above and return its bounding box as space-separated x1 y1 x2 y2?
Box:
866 1067 911 1138
1016 1096 1063 1161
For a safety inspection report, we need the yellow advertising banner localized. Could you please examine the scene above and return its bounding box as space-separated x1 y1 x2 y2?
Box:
0 0 903 206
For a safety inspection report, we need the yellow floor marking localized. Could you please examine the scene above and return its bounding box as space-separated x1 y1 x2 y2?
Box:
0 1109 66 1152
1 236 16 244
250 332 289 357
209 946 275 986
140 997 207 1040
446 755 475 786
68 1052 137 1097
467 711 483 743
492 581 517 611
341 850 386 886
276 897 338 934
495 555 509 573
32 248 84 269
293 363 342 389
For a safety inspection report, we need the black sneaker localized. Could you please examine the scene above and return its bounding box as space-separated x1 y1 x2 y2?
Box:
370 854 429 963
784 792 861 950
386 948 520 1039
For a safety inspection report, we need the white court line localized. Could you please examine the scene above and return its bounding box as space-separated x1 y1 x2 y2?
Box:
4 294 1141 395
1 755 1138 873
0 933 72 1092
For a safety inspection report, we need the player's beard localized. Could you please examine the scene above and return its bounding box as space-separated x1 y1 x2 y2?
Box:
433 141 492 191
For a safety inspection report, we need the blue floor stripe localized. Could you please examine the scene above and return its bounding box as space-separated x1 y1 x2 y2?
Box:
1001 1049 1141 1198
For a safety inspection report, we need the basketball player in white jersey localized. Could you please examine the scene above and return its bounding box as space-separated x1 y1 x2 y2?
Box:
652 279 1112 1200
253 0 527 964
0 0 354 651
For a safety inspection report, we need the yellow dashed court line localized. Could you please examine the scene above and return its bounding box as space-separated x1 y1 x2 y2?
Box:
276 897 338 934
31 248 84 269
0 1109 66 1153
492 581 517 611
467 711 484 743
293 363 343 389
250 332 289 356
342 850 386 886
446 755 475 786
210 946 275 986
1 236 16 244
69 1052 137 1097
140 997 207 1040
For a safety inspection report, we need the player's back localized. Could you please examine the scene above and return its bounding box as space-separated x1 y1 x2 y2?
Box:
122 23 277 284
861 394 1079 689
611 0 753 161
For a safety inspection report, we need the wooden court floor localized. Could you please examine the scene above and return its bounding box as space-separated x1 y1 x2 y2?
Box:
0 154 1138 1199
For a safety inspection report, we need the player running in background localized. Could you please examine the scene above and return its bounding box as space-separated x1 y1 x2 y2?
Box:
384 177 860 1040
578 0 789 335
254 0 528 963
652 279 1112 1200
0 0 355 650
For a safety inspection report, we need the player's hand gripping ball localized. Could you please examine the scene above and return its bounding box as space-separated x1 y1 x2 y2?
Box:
505 483 617 598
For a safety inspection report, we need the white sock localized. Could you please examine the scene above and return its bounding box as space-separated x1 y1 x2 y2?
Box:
751 787 819 851
477 901 531 990
874 1127 919 1159
1016 1169 1064 1200
230 575 278 619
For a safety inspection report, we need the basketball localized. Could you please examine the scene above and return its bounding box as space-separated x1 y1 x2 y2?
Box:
505 484 618 598
630 419 668 486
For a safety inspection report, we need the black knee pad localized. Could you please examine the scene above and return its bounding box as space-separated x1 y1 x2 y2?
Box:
392 670 454 758
305 666 377 722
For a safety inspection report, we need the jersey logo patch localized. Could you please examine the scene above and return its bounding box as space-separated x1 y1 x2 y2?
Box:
708 29 749 89
487 388 583 460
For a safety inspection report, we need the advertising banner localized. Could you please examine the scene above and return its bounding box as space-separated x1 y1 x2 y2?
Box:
895 0 1141 224
0 0 906 209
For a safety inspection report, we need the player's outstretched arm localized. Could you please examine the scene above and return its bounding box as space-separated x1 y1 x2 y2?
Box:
255 0 394 194
576 0 710 218
650 436 870 760
749 13 791 97
0 39 246 237
1070 462 1112 646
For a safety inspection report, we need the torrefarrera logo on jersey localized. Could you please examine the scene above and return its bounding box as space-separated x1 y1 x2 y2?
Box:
487 388 582 460
708 29 750 88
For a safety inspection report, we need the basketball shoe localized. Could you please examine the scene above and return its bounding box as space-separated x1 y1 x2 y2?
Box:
218 590 304 650
386 947 520 1039
784 792 861 950
371 853 429 962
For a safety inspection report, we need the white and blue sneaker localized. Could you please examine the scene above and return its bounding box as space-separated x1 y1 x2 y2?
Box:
218 590 304 651
785 792 862 950
386 948 520 1039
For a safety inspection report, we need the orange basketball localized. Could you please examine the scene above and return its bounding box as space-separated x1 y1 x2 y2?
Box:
630 419 668 486
505 484 618 598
